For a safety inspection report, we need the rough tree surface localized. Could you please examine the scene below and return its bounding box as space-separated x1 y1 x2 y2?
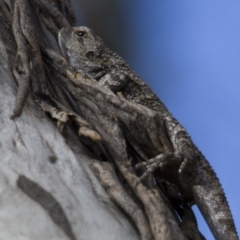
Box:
0 2 139 239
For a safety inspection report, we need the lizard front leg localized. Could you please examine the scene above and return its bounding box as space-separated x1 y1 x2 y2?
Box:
98 69 129 92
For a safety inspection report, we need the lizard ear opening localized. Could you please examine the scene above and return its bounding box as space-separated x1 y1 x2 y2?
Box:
86 51 94 59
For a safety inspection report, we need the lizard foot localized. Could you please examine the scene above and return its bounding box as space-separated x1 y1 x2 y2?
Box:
135 153 189 184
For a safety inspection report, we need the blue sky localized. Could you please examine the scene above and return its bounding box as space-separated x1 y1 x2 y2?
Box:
73 1 240 239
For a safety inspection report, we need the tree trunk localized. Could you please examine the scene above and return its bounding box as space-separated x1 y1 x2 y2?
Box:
0 3 140 240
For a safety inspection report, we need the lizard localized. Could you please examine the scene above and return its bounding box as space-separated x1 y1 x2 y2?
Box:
57 26 238 240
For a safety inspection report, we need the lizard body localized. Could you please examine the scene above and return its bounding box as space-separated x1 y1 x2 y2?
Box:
58 26 238 240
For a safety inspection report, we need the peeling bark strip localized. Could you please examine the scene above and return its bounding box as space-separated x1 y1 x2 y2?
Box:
11 0 31 118
11 0 75 118
90 161 153 240
17 175 76 240
12 0 48 118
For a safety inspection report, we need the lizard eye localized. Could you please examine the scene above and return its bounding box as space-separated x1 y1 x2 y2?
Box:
75 30 86 37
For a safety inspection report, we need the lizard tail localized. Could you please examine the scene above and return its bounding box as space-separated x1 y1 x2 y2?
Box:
192 158 238 240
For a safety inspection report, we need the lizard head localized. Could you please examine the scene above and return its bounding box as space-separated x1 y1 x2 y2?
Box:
58 26 105 72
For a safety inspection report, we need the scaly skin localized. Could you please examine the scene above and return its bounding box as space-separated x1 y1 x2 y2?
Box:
58 26 239 240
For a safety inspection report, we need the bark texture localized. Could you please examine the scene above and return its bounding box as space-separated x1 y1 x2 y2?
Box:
0 2 139 239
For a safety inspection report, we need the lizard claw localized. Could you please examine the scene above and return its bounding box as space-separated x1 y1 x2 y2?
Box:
135 153 185 183
179 158 189 175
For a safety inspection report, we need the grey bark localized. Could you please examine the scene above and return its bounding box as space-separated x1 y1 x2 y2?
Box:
0 17 140 240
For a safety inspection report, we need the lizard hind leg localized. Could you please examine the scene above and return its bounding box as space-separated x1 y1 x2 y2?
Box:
135 152 188 187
